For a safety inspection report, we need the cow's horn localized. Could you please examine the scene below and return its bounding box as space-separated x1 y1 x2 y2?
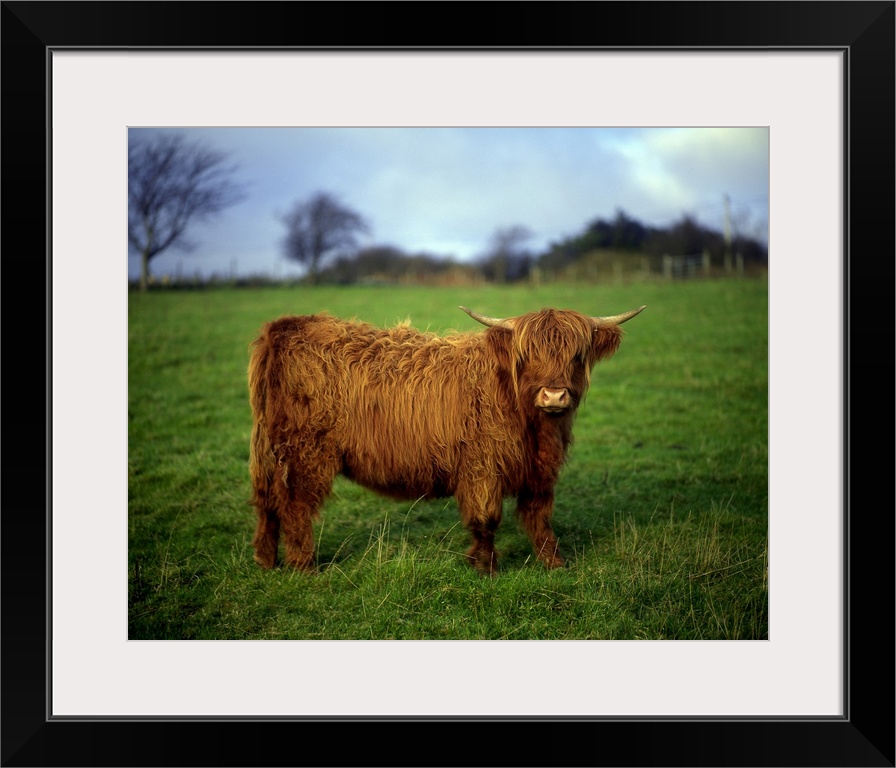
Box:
459 306 515 329
590 305 647 328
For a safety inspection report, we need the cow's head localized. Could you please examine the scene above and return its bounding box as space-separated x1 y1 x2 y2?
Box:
460 304 645 417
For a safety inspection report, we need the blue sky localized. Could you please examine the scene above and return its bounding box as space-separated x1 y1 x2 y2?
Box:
128 126 769 281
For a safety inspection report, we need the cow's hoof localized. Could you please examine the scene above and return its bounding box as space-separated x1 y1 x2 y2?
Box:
253 552 277 569
466 550 498 576
474 562 498 578
283 556 317 573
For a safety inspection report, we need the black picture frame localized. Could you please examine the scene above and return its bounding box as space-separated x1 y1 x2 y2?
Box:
3 2 893 766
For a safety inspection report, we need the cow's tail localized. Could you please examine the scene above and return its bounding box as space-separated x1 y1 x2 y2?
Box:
247 327 277 511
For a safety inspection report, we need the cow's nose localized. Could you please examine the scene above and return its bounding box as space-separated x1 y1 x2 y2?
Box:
538 388 569 409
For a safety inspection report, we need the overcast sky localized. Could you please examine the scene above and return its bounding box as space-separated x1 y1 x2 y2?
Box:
128 126 769 281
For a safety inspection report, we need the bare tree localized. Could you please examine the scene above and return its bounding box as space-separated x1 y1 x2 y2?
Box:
279 192 370 284
128 132 244 291
483 224 533 284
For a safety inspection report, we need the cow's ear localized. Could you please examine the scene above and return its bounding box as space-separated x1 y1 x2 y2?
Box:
591 325 623 362
485 324 515 366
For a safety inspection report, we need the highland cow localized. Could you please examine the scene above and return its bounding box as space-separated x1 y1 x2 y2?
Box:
248 304 645 575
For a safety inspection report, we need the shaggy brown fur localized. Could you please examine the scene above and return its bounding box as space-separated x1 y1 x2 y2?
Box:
248 307 627 575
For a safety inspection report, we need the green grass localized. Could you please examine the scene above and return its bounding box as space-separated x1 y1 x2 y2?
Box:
129 278 768 639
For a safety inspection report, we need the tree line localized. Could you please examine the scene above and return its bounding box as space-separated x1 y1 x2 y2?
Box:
129 133 767 291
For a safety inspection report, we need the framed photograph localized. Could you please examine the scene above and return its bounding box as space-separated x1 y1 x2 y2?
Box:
6 1 892 765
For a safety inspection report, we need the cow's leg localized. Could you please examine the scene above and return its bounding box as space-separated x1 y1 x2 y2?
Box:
252 506 280 569
466 516 500 575
276 453 339 572
516 489 565 569
280 500 316 571
457 480 503 575
249 432 280 569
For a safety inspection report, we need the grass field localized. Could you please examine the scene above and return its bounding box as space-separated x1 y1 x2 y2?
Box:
128 277 768 640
